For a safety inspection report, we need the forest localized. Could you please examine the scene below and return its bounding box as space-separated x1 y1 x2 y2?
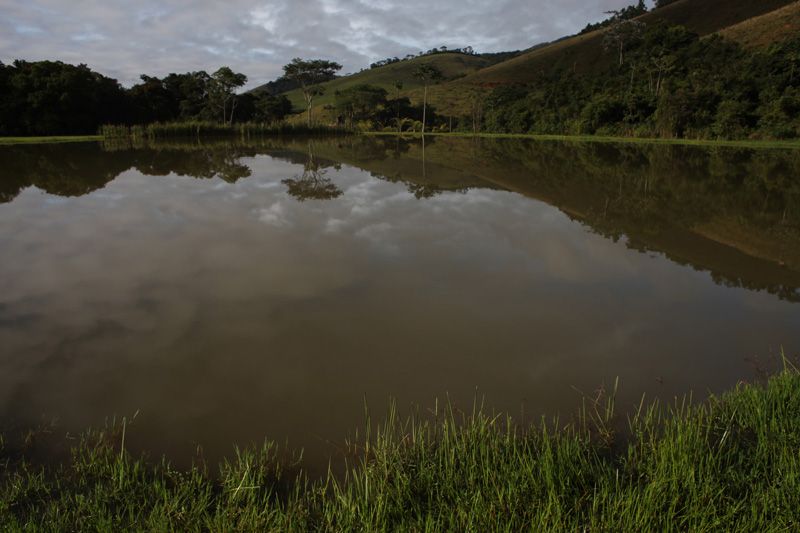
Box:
0 63 291 136
478 23 800 139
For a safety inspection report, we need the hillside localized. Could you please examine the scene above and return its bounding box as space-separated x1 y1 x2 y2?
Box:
419 0 797 115
718 1 800 48
274 53 500 113
276 0 798 122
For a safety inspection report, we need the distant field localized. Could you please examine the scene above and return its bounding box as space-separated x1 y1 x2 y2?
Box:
718 1 800 48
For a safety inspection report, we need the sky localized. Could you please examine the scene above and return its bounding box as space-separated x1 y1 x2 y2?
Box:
0 0 651 89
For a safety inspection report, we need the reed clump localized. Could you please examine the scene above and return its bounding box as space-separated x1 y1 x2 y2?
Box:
99 122 350 141
2 368 799 531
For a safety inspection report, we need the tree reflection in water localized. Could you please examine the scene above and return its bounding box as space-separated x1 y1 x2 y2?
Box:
281 142 343 201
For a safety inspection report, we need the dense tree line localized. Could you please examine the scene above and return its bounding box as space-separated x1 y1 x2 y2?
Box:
0 61 291 136
476 25 800 139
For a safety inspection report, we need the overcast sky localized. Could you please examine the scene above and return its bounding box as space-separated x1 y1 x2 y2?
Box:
1 0 652 89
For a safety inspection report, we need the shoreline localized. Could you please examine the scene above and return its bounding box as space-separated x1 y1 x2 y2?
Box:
3 368 799 530
0 135 103 145
364 131 800 150
2 131 800 149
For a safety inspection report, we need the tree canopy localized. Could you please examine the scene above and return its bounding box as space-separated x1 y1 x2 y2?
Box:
282 58 342 125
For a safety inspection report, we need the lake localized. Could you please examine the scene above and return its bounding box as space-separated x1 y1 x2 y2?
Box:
1 135 799 470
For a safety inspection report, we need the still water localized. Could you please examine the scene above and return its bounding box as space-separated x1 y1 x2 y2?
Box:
1 136 799 469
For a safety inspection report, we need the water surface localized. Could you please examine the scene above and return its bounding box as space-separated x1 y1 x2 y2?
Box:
1 136 799 468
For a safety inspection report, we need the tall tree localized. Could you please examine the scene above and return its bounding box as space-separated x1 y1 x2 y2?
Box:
414 64 443 134
334 84 388 128
282 58 342 126
208 67 247 125
394 80 404 133
603 12 646 66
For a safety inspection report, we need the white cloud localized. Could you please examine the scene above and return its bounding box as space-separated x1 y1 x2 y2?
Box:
1 0 649 88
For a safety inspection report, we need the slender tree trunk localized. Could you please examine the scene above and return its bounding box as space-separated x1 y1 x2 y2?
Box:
628 63 636 93
422 84 427 135
305 91 313 127
396 88 401 133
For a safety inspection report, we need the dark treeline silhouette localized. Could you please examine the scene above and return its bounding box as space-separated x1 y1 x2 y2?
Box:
0 61 291 136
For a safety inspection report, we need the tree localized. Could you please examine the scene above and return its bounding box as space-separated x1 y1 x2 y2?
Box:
281 143 342 201
0 60 127 135
334 84 388 128
282 58 342 126
414 64 443 134
254 93 292 123
163 71 211 120
208 67 247 125
394 80 404 133
603 14 645 66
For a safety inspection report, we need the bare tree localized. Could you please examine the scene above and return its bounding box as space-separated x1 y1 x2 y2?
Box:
650 54 676 97
602 13 645 67
394 80 404 133
469 92 484 133
414 64 443 134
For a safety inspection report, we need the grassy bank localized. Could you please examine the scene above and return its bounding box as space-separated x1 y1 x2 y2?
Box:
3 130 799 149
0 135 103 145
2 369 799 531
100 122 350 141
365 131 800 150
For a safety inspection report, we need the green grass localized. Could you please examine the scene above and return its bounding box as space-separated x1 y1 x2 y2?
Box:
2 366 800 531
364 131 800 149
0 136 103 145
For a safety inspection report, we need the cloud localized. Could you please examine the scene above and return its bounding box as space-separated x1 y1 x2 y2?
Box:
0 0 650 88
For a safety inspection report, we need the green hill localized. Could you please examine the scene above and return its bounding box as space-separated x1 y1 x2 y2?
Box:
272 53 501 115
718 1 800 49
420 0 797 115
272 0 797 121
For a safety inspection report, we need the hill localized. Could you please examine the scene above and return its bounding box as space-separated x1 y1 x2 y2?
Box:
272 52 505 115
273 0 798 123
419 0 797 115
718 1 800 49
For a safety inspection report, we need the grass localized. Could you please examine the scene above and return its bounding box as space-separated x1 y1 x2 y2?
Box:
364 130 800 150
0 136 103 145
2 366 799 531
718 1 800 49
100 122 350 141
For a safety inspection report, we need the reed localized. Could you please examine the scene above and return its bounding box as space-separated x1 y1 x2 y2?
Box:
2 366 799 531
99 122 350 142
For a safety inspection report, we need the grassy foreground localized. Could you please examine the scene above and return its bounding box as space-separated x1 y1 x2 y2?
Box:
2 369 799 531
